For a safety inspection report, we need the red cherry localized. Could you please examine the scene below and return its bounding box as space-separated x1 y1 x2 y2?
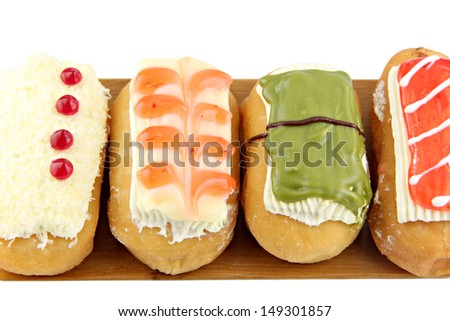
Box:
61 67 82 85
50 158 74 180
56 95 79 115
50 130 74 150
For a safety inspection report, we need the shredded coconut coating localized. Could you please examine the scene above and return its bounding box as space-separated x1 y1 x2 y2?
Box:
0 54 108 240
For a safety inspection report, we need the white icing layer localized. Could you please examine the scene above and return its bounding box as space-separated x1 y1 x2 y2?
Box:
260 63 369 226
0 54 109 241
388 66 450 222
129 58 233 243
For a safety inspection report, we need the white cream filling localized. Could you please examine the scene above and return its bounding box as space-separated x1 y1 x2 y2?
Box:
373 80 387 122
0 54 108 243
260 63 369 226
388 66 450 222
129 58 233 243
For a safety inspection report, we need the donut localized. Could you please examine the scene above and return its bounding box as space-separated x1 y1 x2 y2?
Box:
108 57 239 275
240 63 372 263
370 48 450 277
0 54 109 275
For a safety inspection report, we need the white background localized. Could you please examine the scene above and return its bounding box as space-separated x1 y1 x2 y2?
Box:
1 0 450 320
0 0 449 79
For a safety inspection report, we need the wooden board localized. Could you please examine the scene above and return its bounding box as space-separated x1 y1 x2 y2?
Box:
0 79 414 280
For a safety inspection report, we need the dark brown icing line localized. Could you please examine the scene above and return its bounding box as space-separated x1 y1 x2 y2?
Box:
244 132 268 144
244 116 364 144
266 116 365 136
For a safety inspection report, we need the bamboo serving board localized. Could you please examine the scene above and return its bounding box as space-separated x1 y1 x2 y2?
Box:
0 79 413 280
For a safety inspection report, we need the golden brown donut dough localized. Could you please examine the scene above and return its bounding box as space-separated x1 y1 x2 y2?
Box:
369 48 450 277
108 83 239 275
240 83 364 264
0 171 103 276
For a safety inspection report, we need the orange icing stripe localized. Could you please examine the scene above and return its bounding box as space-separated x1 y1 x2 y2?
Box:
194 103 232 125
137 163 181 190
398 57 450 211
132 67 180 96
188 69 232 93
193 135 235 160
192 171 236 214
136 126 183 148
134 95 185 119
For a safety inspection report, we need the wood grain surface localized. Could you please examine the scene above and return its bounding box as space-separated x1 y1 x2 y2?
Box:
0 79 414 280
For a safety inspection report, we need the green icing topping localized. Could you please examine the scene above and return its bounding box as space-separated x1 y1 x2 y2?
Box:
260 69 372 218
